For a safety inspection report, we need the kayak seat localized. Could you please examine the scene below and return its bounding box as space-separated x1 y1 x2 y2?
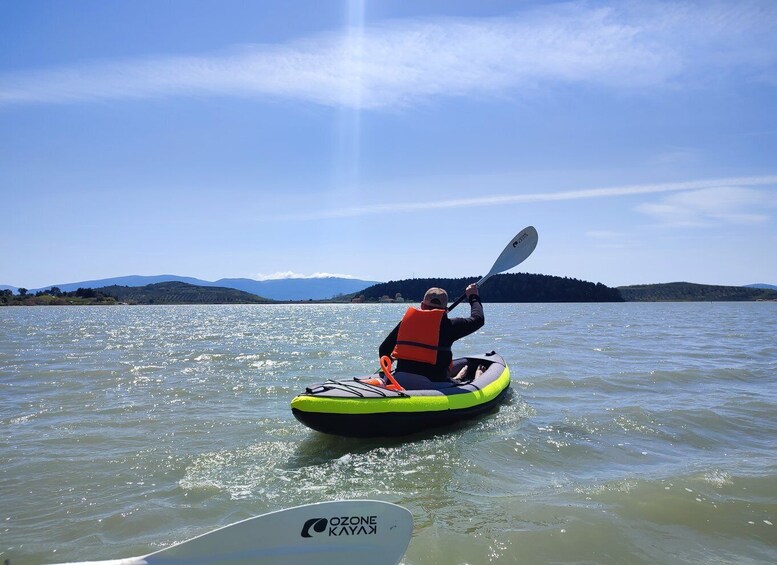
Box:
392 372 456 391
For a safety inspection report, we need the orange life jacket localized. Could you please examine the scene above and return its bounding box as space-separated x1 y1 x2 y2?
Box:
391 307 448 364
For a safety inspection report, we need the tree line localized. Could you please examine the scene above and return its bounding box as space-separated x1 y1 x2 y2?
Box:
357 273 624 303
618 282 777 301
1 287 116 305
1 282 271 305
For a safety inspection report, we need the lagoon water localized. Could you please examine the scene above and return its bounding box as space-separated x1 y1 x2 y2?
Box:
1 303 776 564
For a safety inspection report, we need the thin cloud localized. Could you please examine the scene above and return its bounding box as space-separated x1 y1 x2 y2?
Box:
1 1 776 109
650 147 701 166
274 175 777 221
587 230 625 239
636 186 774 227
586 230 631 249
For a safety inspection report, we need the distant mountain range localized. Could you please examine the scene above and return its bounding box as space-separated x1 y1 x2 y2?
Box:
1 275 381 301
744 283 777 290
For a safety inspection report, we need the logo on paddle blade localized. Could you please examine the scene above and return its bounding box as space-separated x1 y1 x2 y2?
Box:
301 517 329 537
301 515 378 538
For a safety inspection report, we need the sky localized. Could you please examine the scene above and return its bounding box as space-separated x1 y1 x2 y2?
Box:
2 0 777 289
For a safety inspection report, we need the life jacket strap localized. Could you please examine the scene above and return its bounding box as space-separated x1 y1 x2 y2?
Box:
394 341 451 352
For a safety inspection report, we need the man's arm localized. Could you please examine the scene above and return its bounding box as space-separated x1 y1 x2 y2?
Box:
449 284 484 341
379 322 400 358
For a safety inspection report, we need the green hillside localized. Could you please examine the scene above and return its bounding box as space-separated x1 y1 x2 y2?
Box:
618 282 777 302
356 273 624 303
100 282 272 304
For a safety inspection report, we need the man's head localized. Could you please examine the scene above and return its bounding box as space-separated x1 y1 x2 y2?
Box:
421 287 448 310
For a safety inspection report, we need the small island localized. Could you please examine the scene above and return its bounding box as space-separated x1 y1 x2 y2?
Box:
354 273 624 303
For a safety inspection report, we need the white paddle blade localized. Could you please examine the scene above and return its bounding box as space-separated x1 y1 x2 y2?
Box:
477 225 538 285
146 499 412 565
48 500 413 565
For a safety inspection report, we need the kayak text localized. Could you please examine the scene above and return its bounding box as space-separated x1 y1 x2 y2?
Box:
329 515 377 536
301 515 378 538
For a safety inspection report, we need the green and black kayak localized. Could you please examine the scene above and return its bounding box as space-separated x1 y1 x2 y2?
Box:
290 352 510 437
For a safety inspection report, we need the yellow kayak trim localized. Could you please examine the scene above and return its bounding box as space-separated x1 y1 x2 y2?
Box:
290 365 510 415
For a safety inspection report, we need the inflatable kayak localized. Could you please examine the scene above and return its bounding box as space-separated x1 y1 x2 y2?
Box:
290 352 510 437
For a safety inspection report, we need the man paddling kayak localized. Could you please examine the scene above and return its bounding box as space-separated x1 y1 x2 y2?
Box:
379 284 484 382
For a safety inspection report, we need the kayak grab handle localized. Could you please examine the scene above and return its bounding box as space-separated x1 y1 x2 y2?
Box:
380 356 405 392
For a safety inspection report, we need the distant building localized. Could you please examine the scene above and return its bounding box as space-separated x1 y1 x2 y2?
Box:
394 293 404 302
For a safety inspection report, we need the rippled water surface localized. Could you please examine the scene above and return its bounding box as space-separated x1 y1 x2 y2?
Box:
1 303 776 564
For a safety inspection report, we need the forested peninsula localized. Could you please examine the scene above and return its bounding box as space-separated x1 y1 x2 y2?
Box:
1 287 118 305
1 282 271 305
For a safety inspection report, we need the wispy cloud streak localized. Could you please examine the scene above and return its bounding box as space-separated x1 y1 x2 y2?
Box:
275 175 777 221
1 1 775 108
636 186 774 227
